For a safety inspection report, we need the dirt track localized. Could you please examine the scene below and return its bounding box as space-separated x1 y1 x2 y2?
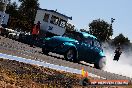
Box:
0 36 132 83
0 58 85 88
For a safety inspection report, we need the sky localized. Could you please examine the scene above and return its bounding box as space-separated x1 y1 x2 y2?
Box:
11 0 132 41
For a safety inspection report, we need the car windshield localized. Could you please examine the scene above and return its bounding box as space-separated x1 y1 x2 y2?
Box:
84 38 101 47
94 40 101 47
84 38 93 45
63 32 83 41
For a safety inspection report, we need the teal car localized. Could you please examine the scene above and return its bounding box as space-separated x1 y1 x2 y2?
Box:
42 31 106 69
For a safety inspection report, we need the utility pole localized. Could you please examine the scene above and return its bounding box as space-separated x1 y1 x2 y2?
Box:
105 18 115 41
111 18 115 29
0 0 8 26
109 18 115 39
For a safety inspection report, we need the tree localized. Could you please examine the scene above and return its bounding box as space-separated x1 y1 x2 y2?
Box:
0 0 11 11
65 23 76 33
89 19 113 42
112 33 130 47
18 0 39 26
6 1 18 17
5 1 19 28
0 2 4 11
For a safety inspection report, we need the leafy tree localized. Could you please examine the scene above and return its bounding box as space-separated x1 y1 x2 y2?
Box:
89 19 113 42
0 0 11 11
0 2 4 11
0 1 18 28
6 1 18 17
1 0 39 30
18 0 39 26
5 1 19 28
112 33 130 47
65 23 75 33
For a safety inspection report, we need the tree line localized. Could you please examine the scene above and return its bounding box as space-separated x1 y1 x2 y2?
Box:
0 0 39 31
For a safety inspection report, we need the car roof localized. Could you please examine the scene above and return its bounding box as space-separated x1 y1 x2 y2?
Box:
72 31 97 39
81 32 97 39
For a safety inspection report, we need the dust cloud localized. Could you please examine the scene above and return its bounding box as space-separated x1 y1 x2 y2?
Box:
104 48 132 78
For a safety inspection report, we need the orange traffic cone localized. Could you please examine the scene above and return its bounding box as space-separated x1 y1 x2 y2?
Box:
85 71 89 78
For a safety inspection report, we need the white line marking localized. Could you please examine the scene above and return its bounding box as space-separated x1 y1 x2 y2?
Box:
0 53 106 79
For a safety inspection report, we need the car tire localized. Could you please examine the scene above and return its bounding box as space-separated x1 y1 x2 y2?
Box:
42 48 49 55
64 48 78 62
94 57 106 70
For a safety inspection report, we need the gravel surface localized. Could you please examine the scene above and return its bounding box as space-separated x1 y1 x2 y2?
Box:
0 58 84 88
0 36 132 83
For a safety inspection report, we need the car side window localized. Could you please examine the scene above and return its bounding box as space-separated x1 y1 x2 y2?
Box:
70 33 83 41
94 40 101 47
63 32 83 41
84 38 92 45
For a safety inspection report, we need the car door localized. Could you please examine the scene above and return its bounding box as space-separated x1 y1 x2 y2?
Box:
70 33 86 59
75 39 87 60
81 38 94 61
90 40 102 60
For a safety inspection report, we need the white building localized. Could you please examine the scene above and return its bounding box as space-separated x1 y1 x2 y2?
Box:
0 11 9 25
34 8 72 36
0 0 9 26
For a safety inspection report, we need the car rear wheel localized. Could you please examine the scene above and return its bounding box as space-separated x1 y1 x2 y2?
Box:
94 57 106 70
64 48 78 62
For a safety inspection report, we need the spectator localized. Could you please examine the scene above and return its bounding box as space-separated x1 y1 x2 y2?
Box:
31 21 41 47
32 21 41 37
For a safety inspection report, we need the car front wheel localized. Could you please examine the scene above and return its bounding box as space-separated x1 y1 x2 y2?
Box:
64 48 78 62
94 57 106 70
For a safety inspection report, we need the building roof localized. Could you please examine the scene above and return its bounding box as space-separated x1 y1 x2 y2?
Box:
38 8 72 20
